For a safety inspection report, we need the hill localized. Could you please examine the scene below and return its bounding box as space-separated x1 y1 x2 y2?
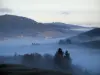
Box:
0 14 87 39
81 40 100 49
59 28 100 44
44 22 87 29
83 28 100 37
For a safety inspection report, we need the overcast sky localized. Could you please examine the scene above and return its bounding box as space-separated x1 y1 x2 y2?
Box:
0 0 100 27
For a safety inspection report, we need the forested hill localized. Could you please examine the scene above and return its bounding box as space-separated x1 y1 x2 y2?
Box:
0 14 88 38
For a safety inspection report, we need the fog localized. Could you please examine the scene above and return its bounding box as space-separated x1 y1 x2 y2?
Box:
0 37 100 74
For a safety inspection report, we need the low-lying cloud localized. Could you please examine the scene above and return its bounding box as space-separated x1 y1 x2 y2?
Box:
0 8 12 13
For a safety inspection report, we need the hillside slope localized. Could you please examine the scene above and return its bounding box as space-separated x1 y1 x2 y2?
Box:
0 14 88 38
59 28 100 44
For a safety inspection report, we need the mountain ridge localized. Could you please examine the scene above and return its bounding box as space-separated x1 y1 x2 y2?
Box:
0 14 89 38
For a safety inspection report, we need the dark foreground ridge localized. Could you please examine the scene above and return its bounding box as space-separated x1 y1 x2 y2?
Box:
0 64 71 75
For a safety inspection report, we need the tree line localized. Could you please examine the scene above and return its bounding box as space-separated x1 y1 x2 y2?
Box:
21 48 72 70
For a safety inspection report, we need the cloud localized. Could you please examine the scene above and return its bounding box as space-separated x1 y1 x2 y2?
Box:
61 11 71 15
0 8 12 13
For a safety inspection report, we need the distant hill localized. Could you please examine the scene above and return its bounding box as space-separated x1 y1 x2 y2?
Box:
81 40 100 49
59 28 100 44
81 28 100 37
72 28 100 43
0 14 88 39
45 22 87 29
58 28 100 49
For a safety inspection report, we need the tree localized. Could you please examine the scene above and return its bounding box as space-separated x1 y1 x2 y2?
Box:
43 54 53 69
65 50 71 60
44 54 53 61
66 39 71 44
64 50 72 69
54 48 64 68
59 40 65 44
14 52 18 60
22 53 34 66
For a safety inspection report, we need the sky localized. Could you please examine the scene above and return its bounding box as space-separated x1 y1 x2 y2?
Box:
0 0 100 27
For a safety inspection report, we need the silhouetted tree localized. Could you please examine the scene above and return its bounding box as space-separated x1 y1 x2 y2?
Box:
54 48 64 68
14 52 17 60
34 53 42 61
43 54 53 69
14 52 17 57
66 39 71 44
44 54 53 61
65 50 71 60
59 40 65 44
64 50 72 69
22 53 34 66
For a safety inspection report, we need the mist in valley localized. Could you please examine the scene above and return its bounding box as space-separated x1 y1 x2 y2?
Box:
0 37 100 75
